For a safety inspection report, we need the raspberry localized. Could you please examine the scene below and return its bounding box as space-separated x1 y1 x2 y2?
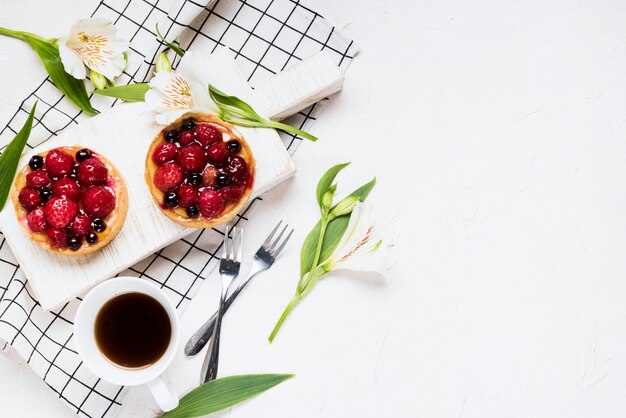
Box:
202 166 218 187
44 196 78 228
82 187 116 219
77 157 108 187
52 177 81 201
177 144 206 173
206 141 229 165
224 155 248 185
218 185 244 202
26 170 50 189
47 227 68 248
199 189 225 218
18 187 41 210
196 124 222 148
71 214 92 235
154 163 184 192
177 184 199 208
27 207 47 232
45 148 74 177
179 130 196 146
152 142 178 166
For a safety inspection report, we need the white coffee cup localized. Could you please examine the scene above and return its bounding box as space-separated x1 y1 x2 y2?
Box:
74 277 180 412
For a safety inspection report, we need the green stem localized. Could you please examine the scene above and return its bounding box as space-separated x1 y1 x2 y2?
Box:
220 115 318 142
268 294 301 343
265 120 318 142
298 217 329 292
0 27 46 42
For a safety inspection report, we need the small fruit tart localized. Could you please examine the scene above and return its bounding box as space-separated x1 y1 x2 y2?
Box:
145 113 255 228
11 146 128 255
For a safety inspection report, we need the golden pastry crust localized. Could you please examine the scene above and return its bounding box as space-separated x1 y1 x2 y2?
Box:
145 113 255 228
11 146 128 256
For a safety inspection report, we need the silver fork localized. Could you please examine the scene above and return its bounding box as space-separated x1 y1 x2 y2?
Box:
186 221 294 357
200 226 243 383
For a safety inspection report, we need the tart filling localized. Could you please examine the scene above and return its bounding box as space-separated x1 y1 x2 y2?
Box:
145 113 255 228
11 146 128 255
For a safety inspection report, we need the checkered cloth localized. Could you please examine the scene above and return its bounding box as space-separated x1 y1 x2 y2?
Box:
0 0 356 416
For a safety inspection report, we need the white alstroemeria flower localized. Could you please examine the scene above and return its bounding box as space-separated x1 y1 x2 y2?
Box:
324 203 397 275
58 18 129 80
145 51 218 125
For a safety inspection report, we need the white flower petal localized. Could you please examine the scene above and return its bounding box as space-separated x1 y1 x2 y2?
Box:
58 37 87 79
61 18 128 82
70 18 116 36
324 203 397 276
146 52 219 124
91 50 126 79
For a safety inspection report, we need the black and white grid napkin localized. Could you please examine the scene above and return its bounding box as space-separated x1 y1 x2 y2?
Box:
0 0 356 416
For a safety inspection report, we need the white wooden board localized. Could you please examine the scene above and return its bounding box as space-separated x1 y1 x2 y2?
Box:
0 48 344 311
0 52 295 311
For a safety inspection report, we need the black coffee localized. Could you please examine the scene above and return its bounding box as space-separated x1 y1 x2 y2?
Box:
94 292 171 369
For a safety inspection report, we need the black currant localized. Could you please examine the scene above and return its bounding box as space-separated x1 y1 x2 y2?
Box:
39 188 53 202
92 219 106 232
182 118 195 131
227 139 241 153
76 149 91 162
164 191 178 207
216 173 230 187
68 236 82 251
165 130 179 143
188 172 202 186
86 232 98 244
29 155 44 170
186 206 199 218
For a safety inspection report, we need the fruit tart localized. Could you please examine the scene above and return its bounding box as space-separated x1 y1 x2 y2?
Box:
145 113 255 228
11 146 128 255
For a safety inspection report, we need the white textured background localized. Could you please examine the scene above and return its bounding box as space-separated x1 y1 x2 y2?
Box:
4 0 626 417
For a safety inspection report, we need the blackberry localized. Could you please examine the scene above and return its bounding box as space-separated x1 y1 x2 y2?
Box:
76 149 91 163
86 232 98 244
29 155 44 170
165 130 179 143
92 219 107 232
68 236 82 251
227 139 241 153
182 118 195 131
164 191 179 207
186 206 199 218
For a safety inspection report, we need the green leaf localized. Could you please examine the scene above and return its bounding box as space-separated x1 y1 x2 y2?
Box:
209 84 264 122
300 177 377 277
316 162 350 209
0 28 97 115
161 374 293 418
93 83 149 102
156 23 186 57
345 177 376 203
0 102 37 211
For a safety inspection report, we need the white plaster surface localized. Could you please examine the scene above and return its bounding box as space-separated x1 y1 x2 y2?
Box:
4 0 626 417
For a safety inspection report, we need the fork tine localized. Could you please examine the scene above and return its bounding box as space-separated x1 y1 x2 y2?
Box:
269 224 289 252
272 228 294 257
261 221 282 248
230 227 238 260
229 227 241 260
237 229 244 263
222 225 230 259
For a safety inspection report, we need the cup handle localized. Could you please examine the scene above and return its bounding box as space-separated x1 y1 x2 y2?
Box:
147 375 179 412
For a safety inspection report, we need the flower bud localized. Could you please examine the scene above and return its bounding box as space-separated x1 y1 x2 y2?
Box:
89 70 107 90
155 52 172 73
321 189 334 212
329 196 359 218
